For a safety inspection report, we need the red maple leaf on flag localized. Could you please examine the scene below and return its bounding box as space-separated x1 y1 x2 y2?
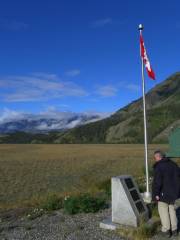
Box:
140 33 155 80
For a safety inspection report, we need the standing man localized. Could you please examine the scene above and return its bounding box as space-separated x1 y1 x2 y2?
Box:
152 150 180 238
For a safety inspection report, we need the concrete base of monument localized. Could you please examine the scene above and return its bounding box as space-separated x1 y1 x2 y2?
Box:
100 216 139 231
100 216 157 231
99 217 121 230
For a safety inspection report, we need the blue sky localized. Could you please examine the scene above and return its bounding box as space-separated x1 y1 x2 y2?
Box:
0 0 180 116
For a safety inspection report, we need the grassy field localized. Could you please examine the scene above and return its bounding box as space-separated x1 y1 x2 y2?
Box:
0 144 177 210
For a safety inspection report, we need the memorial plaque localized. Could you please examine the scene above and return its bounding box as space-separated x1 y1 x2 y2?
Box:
130 189 140 202
112 175 149 227
125 178 134 189
135 201 145 213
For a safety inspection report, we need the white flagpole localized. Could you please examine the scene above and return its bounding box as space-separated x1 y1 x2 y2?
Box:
138 24 151 202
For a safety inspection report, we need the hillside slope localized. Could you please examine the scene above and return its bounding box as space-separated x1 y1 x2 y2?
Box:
1 72 179 144
54 72 180 144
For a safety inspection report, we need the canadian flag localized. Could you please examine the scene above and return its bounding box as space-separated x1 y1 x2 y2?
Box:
140 33 155 80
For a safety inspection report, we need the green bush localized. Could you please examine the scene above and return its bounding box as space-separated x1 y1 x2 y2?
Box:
137 183 146 193
64 193 107 215
27 208 44 220
136 176 146 193
151 204 159 217
40 194 63 211
96 179 111 198
117 218 160 240
134 219 160 239
136 167 154 193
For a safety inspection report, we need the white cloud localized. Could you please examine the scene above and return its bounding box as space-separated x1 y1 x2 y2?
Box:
91 18 112 28
32 72 57 80
0 107 112 131
126 84 140 92
0 73 88 102
0 107 112 122
94 82 140 98
0 108 26 124
95 85 118 97
65 69 80 77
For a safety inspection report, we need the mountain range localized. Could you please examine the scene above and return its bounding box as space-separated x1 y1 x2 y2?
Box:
0 110 110 134
0 72 180 143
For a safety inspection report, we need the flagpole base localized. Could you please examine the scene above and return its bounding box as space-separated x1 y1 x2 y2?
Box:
143 192 152 203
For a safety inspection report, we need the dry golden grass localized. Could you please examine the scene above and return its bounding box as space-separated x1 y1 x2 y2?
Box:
0 144 172 209
117 217 161 240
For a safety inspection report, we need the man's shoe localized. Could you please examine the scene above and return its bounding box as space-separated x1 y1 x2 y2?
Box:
159 230 171 238
172 230 178 237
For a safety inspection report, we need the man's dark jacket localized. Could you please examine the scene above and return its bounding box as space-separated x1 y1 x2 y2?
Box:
152 157 180 204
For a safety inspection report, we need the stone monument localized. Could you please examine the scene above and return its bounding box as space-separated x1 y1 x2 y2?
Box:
100 175 149 230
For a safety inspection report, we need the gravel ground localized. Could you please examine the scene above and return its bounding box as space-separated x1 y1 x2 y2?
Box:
0 208 124 240
0 208 179 240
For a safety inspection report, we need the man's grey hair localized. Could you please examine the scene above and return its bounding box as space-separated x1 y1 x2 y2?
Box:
154 150 166 158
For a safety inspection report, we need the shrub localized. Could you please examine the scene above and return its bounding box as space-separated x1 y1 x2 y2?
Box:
40 194 63 211
64 193 107 215
137 182 146 193
117 218 160 240
96 179 111 198
136 169 153 193
151 203 159 217
135 221 159 239
27 208 44 220
136 176 146 193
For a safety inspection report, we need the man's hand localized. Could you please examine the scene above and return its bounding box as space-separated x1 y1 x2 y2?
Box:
155 196 160 201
